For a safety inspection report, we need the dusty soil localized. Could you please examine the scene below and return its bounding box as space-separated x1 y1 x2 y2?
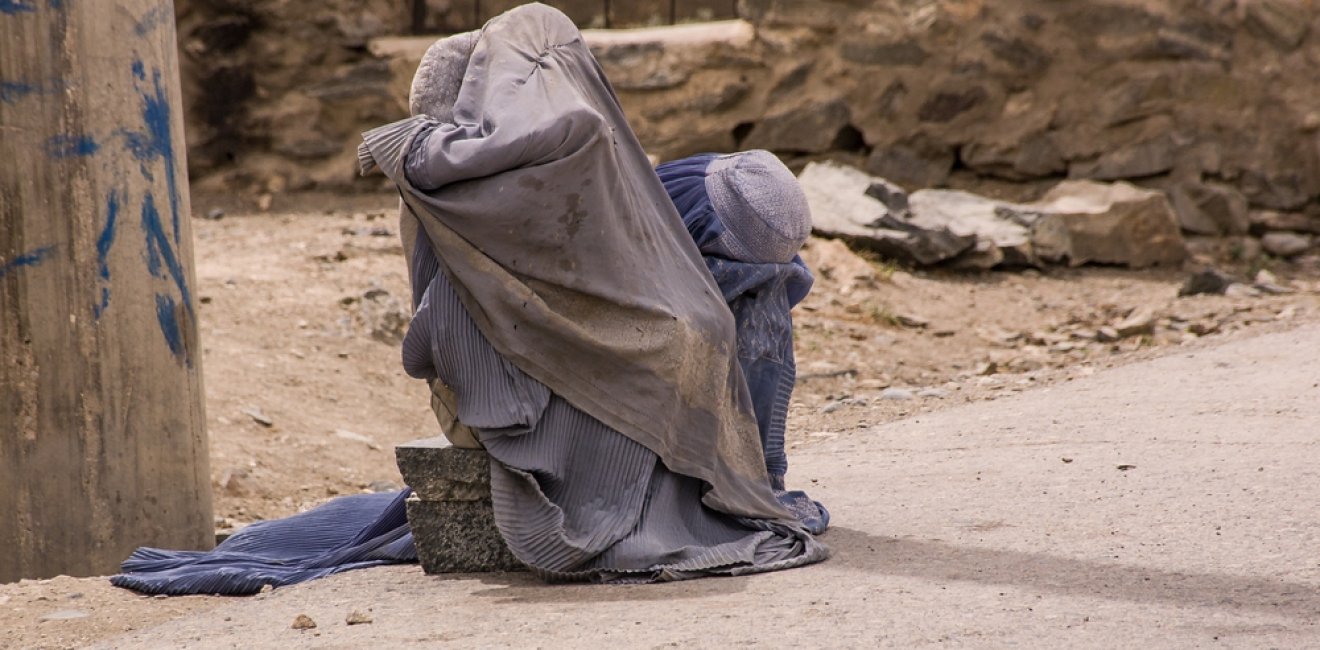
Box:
4 192 1319 649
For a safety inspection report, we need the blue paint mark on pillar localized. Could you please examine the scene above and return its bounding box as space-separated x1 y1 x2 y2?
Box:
46 133 99 158
122 62 182 246
133 4 165 36
142 194 194 364
0 245 54 279
154 294 184 359
93 191 120 318
0 0 36 15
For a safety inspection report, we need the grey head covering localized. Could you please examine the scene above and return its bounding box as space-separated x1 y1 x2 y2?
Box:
705 151 812 265
409 30 479 122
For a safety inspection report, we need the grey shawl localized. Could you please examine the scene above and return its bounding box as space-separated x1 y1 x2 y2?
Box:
358 3 791 523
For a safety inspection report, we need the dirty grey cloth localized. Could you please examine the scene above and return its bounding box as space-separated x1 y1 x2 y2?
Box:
402 248 826 582
359 4 790 523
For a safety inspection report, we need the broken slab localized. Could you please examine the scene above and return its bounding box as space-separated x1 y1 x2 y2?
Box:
395 438 491 501
907 189 1038 268
395 438 524 573
406 497 524 573
798 161 974 266
1028 180 1187 267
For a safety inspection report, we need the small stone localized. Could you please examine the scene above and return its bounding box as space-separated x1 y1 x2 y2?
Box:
1179 269 1236 297
1224 283 1262 298
1114 308 1156 338
1096 326 1121 342
822 400 846 414
291 614 316 630
257 193 274 212
1261 232 1313 258
241 407 274 428
917 388 949 399
1116 464 1137 471
367 480 400 493
896 314 929 329
40 609 89 621
879 387 914 401
335 429 378 446
204 208 225 220
345 611 373 625
975 361 999 376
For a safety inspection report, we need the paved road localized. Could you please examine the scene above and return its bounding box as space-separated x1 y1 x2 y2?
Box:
102 325 1320 649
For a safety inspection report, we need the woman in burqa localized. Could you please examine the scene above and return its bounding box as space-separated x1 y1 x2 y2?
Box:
381 3 828 582
110 4 826 593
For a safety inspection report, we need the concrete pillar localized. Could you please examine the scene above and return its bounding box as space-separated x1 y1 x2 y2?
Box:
0 0 212 581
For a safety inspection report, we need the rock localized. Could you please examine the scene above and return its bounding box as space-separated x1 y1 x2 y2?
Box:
40 610 88 621
345 611 373 625
1245 0 1309 51
366 480 400 493
1261 232 1314 258
203 208 225 220
1249 211 1320 235
358 288 411 344
907 190 1037 268
879 387 914 401
798 162 975 265
981 32 1052 76
802 238 879 295
865 137 955 189
291 614 316 630
822 400 846 414
975 361 999 376
960 132 1066 181
1028 180 1187 267
1224 284 1262 298
917 388 950 399
335 429 379 449
743 99 851 154
1253 269 1295 295
895 314 929 329
1179 269 1237 297
1114 307 1157 338
918 87 989 123
839 39 929 66
395 439 491 502
241 406 273 427
1170 181 1249 235
1069 133 1174 180
1096 326 1121 342
217 467 258 497
864 179 909 213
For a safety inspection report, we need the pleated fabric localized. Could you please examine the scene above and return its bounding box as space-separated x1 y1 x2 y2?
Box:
407 251 828 582
110 491 416 596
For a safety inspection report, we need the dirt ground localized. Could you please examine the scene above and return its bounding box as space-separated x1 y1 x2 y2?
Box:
4 192 1320 649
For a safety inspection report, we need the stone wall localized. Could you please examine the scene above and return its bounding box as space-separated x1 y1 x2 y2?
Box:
178 0 1320 226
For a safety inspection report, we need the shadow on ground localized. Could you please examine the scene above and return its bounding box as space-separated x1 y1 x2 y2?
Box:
827 526 1320 620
